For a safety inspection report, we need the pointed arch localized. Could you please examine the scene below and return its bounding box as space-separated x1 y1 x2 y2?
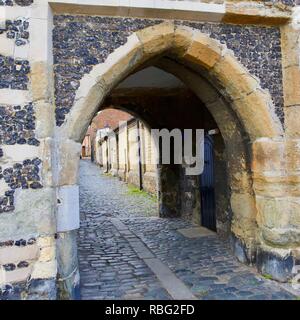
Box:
57 22 283 143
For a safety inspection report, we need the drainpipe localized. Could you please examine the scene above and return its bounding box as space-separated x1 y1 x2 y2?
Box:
106 137 109 173
136 120 143 190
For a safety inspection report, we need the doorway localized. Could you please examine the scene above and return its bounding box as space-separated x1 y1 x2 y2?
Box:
200 135 216 231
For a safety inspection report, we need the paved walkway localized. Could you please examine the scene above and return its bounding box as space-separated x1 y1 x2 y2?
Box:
78 160 296 300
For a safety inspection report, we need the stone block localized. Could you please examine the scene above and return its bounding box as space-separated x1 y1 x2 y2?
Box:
230 192 257 239
27 278 57 300
31 0 50 20
173 25 193 57
4 266 32 284
285 139 300 171
234 90 282 140
39 246 55 263
39 138 54 188
56 139 81 186
136 21 174 56
37 236 55 248
253 176 288 198
261 226 300 248
1 145 39 163
30 62 52 102
281 24 299 69
252 138 300 182
14 42 29 60
252 138 285 174
285 105 300 138
223 1 290 25
143 171 157 195
29 17 50 63
0 34 15 56
31 260 57 280
0 189 56 241
230 233 256 265
0 267 5 285
127 171 140 188
212 51 259 99
0 245 38 265
256 195 300 246
257 246 294 282
184 32 223 70
35 102 55 139
0 89 31 105
227 158 253 193
283 65 300 107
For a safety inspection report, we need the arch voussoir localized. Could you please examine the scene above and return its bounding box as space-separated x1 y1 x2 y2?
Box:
173 25 194 58
181 30 225 70
210 51 260 101
233 88 283 140
135 21 175 57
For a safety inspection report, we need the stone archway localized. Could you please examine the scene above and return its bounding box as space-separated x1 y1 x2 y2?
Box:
58 22 282 142
53 22 289 296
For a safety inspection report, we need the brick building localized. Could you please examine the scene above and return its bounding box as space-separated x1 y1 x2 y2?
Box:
82 109 132 159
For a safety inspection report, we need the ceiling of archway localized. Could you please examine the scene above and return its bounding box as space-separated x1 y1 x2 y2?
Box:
116 67 186 89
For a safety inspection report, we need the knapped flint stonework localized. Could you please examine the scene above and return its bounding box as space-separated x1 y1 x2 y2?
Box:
3 260 29 271
267 0 296 6
14 0 33 5
0 19 30 46
0 0 33 6
53 16 162 126
0 282 25 300
53 16 284 125
0 237 36 247
0 279 56 300
0 103 39 146
0 158 43 214
0 55 30 90
1 0 294 8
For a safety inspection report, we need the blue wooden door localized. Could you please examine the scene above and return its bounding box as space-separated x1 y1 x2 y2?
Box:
200 135 216 231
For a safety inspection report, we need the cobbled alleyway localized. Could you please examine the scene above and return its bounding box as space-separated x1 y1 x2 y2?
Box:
78 160 296 300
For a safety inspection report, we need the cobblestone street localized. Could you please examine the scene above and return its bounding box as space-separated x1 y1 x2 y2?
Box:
78 160 296 300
